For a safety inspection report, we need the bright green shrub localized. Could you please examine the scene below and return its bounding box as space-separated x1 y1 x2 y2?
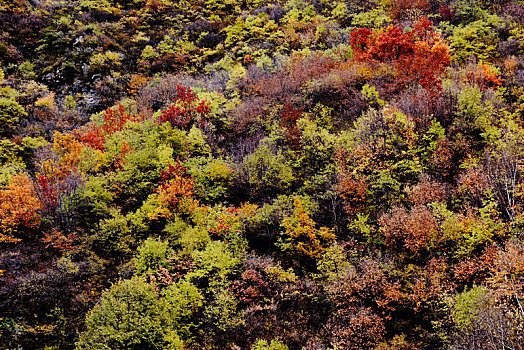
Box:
188 241 239 286
452 285 491 329
203 288 243 333
241 143 294 198
162 279 204 339
350 8 391 28
0 98 26 135
91 210 133 256
76 276 183 350
188 157 233 203
448 15 504 63
294 117 337 179
0 139 24 166
18 61 36 80
135 237 171 275
79 175 114 220
251 339 289 350
167 222 211 255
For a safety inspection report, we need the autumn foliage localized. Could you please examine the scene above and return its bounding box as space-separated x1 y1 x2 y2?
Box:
379 204 439 256
467 63 504 90
154 163 198 218
0 174 41 242
350 17 450 94
36 133 83 216
80 104 137 150
280 197 336 261
3 1 524 349
157 84 211 130
389 0 430 19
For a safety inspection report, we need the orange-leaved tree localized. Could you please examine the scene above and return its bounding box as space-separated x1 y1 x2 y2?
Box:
36 132 83 226
0 174 41 243
52 131 83 171
467 63 504 90
152 163 199 219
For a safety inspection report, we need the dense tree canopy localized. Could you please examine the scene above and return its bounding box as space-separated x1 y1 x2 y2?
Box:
1 0 524 349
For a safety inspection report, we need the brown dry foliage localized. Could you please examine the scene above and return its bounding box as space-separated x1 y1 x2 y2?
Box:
379 204 439 256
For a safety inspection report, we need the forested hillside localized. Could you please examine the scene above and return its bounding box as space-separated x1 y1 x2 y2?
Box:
1 0 524 349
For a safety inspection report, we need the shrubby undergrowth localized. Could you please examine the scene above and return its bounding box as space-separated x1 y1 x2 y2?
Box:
1 0 524 349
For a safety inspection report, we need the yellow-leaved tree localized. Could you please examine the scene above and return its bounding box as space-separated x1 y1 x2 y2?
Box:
279 197 335 263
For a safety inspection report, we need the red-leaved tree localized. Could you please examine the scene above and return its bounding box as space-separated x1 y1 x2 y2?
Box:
80 104 137 150
157 84 211 130
350 17 450 95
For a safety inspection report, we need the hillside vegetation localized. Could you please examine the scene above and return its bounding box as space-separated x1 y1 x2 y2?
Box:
1 0 524 349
